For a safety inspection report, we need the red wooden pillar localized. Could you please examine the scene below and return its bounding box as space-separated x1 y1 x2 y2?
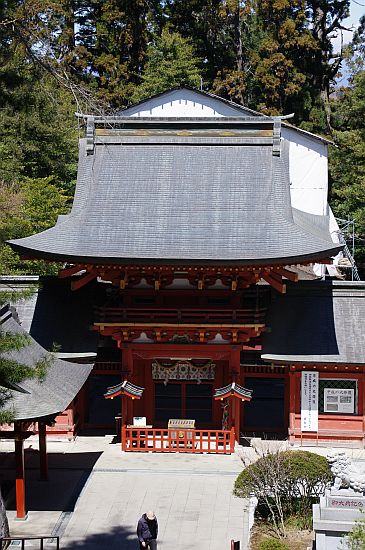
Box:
229 348 241 443
14 422 27 520
125 347 134 424
39 422 48 481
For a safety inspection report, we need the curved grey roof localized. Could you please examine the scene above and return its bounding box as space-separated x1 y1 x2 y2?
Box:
262 281 365 365
0 306 92 420
8 126 341 265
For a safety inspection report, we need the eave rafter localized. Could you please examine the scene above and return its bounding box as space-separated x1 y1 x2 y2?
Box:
58 261 327 293
93 322 265 345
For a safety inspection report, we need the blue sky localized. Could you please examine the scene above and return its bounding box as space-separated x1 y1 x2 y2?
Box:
332 0 364 52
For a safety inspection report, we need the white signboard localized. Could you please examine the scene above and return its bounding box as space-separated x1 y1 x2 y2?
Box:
133 416 147 427
301 372 319 432
324 388 355 414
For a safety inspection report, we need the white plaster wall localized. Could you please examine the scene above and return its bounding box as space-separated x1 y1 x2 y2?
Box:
282 126 329 216
329 208 341 244
121 89 252 118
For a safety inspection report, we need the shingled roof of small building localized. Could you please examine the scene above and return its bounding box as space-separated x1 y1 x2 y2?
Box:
0 305 93 421
262 281 365 365
8 97 341 265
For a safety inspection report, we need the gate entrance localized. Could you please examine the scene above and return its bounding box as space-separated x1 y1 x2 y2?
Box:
154 382 213 425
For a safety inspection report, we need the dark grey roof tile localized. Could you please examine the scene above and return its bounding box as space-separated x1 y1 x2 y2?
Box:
262 281 365 364
8 138 341 264
0 307 92 420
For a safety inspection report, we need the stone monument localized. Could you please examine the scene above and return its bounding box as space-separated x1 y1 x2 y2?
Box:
313 451 365 549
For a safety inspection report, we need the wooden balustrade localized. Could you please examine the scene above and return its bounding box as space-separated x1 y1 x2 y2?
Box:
95 306 266 325
121 426 235 454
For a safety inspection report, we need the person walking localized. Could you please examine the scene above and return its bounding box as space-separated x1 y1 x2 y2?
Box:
137 511 158 549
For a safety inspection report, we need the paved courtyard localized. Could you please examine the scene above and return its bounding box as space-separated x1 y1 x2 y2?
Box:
1 435 249 550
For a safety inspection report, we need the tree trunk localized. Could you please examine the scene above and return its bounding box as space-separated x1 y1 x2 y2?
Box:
235 1 243 73
0 486 10 542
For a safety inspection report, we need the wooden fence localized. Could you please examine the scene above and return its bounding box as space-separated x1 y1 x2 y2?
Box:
121 426 235 454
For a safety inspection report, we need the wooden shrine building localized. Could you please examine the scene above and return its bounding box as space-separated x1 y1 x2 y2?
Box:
6 87 364 450
0 304 92 518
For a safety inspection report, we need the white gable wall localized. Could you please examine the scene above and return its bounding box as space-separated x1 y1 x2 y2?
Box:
282 127 329 216
121 89 253 117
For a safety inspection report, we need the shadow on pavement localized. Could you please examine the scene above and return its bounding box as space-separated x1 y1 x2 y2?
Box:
1 451 102 512
62 525 139 550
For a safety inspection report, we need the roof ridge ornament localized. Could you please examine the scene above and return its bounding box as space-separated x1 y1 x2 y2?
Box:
272 113 294 157
273 118 281 157
86 116 95 155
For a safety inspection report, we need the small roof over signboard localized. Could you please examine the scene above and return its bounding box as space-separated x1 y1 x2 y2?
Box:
104 380 144 400
214 382 252 401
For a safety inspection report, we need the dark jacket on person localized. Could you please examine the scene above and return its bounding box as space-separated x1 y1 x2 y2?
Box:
137 514 158 543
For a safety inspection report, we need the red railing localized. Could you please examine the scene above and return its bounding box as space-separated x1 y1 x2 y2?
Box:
95 306 266 325
121 427 235 454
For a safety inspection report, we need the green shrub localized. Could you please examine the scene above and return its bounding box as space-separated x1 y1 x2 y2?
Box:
234 450 331 533
259 538 290 550
346 515 365 549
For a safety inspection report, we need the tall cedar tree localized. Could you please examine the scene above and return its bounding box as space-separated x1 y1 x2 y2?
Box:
211 0 260 106
0 0 78 274
166 0 233 88
330 70 365 250
329 19 365 261
167 0 350 124
306 0 350 131
72 0 162 107
248 0 317 118
1 0 352 120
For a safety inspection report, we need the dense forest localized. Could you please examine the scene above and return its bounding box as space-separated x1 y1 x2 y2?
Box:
0 0 364 273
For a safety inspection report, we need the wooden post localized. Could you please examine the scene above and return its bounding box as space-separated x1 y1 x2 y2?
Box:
121 423 126 451
14 422 27 519
38 422 48 481
289 369 296 443
235 398 241 444
125 347 134 425
230 427 235 453
121 394 126 428
229 348 241 443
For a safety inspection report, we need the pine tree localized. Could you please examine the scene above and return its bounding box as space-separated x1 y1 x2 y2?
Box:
132 28 201 103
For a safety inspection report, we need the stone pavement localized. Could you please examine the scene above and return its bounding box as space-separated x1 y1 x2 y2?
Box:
1 435 249 550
